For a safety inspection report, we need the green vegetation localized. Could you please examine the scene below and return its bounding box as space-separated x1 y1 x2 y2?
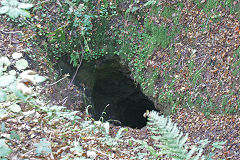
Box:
0 0 33 18
134 110 226 159
0 53 48 158
11 0 236 115
0 139 12 159
0 55 46 103
34 138 52 156
0 0 239 159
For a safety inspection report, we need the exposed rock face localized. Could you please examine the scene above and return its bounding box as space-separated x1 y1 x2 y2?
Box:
58 55 156 128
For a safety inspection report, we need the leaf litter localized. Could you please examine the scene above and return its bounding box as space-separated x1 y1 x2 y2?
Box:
0 0 240 159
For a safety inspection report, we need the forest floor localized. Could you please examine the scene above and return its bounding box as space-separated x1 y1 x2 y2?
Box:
0 1 240 160
1 20 239 160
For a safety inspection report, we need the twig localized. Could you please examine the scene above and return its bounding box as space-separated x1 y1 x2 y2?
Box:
68 53 84 87
62 52 84 106
92 148 113 158
47 74 70 87
0 29 22 34
58 96 68 105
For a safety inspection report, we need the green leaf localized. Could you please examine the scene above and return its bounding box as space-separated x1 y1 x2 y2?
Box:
8 0 19 6
0 57 11 67
131 6 139 13
10 131 20 140
212 141 227 149
0 139 12 157
12 52 22 59
70 143 83 153
9 70 16 75
0 6 9 14
115 128 127 139
103 0 108 8
0 68 3 76
18 3 33 9
34 138 52 156
0 90 7 102
9 83 28 102
9 104 21 113
15 59 28 70
8 7 20 18
197 139 210 148
0 75 15 87
125 8 130 16
35 74 47 83
0 0 8 6
0 109 7 119
144 0 156 7
186 146 197 160
1 122 6 133
18 9 30 18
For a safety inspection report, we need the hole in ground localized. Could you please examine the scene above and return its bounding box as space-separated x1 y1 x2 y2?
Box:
91 57 156 129
58 55 156 129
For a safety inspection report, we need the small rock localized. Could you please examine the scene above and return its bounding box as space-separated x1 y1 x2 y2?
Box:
87 150 97 159
12 52 23 59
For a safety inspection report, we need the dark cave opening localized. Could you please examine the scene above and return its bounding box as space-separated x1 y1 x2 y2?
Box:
58 55 156 129
91 58 156 129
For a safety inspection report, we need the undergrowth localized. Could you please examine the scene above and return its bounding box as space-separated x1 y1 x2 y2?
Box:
133 110 226 160
14 0 238 115
0 0 237 159
1 0 239 138
0 55 226 158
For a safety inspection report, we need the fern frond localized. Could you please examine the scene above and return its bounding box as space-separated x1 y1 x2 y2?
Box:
146 110 204 160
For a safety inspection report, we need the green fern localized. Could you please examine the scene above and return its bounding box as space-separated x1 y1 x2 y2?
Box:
147 110 204 160
139 111 227 160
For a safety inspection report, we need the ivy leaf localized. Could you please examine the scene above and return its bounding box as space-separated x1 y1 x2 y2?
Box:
0 57 11 67
10 130 20 140
35 74 47 83
144 0 156 7
0 75 15 87
15 59 28 70
9 83 28 102
0 67 3 76
8 7 20 18
18 3 33 9
9 104 21 113
131 7 139 13
0 109 7 119
0 90 7 102
8 0 19 6
0 6 9 14
9 70 16 75
212 141 227 149
1 122 6 133
12 52 23 59
0 139 12 157
19 9 31 18
0 0 8 6
34 138 52 156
